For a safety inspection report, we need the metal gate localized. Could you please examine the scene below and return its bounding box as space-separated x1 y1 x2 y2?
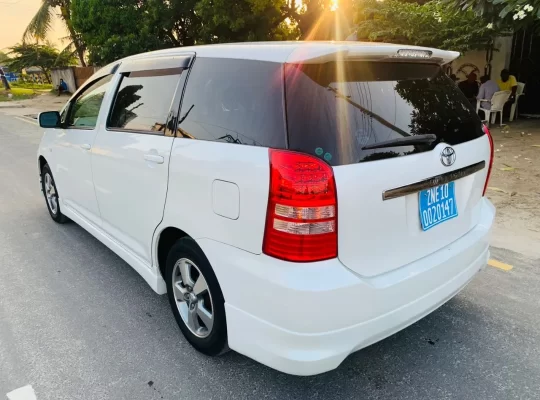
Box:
510 27 540 114
73 67 96 90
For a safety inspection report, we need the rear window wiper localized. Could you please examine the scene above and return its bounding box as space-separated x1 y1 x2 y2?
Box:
361 134 437 150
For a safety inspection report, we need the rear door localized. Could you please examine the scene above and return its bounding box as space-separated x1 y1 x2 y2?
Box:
91 56 191 265
284 61 490 277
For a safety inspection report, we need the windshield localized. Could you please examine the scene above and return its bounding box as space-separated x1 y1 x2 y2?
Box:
284 62 484 166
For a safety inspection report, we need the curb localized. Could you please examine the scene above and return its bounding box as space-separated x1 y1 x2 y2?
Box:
0 103 26 109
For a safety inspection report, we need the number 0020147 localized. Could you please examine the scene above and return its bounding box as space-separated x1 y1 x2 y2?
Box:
422 197 454 227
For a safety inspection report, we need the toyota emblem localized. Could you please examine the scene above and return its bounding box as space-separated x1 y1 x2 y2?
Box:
440 147 456 167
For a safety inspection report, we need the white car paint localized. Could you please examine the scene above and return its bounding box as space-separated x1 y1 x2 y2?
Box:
335 136 491 277
37 42 494 376
50 120 102 226
6 385 37 400
201 199 493 375
122 41 459 65
160 140 270 255
92 130 174 265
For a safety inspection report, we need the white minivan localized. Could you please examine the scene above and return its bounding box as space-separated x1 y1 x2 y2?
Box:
37 42 495 376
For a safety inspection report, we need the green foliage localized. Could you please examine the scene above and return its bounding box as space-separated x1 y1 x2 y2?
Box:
72 0 205 65
354 0 510 52
6 44 77 83
71 0 354 65
72 0 162 65
194 0 353 42
450 0 539 25
23 1 87 66
23 0 55 42
195 0 298 42
0 52 10 64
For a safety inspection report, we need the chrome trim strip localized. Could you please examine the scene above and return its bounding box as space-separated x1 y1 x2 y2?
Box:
382 161 486 201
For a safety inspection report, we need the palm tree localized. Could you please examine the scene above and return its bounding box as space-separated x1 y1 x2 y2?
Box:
23 0 87 67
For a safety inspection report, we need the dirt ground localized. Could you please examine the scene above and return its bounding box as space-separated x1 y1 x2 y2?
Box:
487 120 540 258
2 93 539 257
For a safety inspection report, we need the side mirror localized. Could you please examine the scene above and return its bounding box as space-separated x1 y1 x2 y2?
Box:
39 111 61 128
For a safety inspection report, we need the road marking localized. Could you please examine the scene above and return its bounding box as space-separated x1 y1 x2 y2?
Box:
15 116 38 126
6 385 37 400
488 259 513 271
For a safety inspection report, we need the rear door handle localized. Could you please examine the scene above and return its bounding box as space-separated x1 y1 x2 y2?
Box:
144 154 164 164
81 143 91 150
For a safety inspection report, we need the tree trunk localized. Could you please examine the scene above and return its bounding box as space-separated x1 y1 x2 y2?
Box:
73 40 87 67
60 4 87 67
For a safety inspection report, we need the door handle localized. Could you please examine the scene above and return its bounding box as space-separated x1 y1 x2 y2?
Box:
144 154 164 164
81 143 91 150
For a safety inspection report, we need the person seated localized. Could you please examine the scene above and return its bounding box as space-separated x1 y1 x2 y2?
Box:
57 79 68 96
477 75 499 109
458 72 479 104
497 69 518 118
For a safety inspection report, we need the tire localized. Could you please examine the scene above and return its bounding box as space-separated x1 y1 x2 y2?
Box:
41 164 68 224
165 237 228 356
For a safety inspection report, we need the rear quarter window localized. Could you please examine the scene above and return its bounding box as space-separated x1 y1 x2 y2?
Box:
177 57 287 148
285 62 484 166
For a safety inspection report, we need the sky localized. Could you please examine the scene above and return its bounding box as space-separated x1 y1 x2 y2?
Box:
0 0 66 51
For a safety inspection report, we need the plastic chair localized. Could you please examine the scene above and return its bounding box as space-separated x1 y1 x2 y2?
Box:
476 90 511 127
509 82 525 122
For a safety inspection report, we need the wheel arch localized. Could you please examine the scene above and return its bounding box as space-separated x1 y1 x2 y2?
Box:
156 226 192 281
38 155 48 173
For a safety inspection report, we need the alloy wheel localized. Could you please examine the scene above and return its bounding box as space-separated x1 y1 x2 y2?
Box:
44 172 58 215
172 258 214 338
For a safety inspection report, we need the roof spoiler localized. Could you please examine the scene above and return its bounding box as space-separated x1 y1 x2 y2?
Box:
286 44 460 65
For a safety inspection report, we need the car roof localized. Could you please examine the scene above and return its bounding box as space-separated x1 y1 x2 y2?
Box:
120 41 460 65
90 41 460 83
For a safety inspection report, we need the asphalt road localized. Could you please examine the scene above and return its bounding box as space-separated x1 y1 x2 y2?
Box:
1 113 539 400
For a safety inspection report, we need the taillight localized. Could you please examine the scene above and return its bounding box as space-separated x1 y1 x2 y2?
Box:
263 149 337 262
482 124 494 196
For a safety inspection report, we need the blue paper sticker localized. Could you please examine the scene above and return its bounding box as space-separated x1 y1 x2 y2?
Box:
324 152 332 161
315 147 324 156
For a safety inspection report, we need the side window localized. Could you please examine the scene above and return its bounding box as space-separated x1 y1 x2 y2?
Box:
67 75 113 129
177 58 287 148
108 68 183 134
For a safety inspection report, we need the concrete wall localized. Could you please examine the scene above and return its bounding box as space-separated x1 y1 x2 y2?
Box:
448 36 513 81
51 68 76 93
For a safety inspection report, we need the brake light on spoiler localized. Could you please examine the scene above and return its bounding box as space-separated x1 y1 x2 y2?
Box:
395 49 433 58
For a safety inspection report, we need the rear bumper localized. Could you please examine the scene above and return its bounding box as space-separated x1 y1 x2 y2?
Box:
197 198 495 376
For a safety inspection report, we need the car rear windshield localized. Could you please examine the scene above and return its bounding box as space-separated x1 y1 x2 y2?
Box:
284 62 484 166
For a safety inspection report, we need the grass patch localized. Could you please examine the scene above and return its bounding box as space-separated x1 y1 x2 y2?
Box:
10 87 34 95
0 87 36 101
11 82 53 90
